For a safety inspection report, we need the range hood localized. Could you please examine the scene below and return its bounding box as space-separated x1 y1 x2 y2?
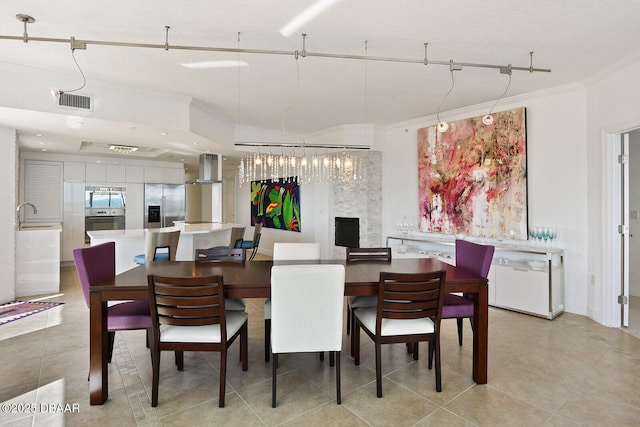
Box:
187 153 222 184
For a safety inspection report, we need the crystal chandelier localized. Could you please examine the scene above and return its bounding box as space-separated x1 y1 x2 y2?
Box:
236 143 369 186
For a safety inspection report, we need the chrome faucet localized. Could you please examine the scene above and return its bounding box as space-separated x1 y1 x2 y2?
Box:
16 202 37 228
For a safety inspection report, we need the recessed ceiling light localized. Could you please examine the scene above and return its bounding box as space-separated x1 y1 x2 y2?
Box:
39 142 45 145
280 0 341 37
35 133 42 137
181 60 248 69
161 132 168 136
41 148 47 152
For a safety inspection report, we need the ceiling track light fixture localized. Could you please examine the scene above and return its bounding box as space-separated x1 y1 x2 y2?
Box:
49 36 87 98
482 63 514 126
5 14 551 77
436 60 462 133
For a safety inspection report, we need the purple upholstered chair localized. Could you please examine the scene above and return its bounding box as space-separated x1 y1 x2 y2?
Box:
73 241 151 363
444 240 495 346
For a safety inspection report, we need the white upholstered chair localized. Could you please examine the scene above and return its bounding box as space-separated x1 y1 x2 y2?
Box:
264 242 321 361
270 264 345 407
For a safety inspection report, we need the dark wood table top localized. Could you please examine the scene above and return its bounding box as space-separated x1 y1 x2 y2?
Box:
91 258 486 299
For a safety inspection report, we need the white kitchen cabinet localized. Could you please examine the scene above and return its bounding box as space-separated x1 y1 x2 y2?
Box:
85 162 106 182
164 167 185 184
24 160 63 223
126 166 144 183
144 166 164 183
386 235 564 319
125 183 144 229
62 181 86 261
106 164 126 183
64 161 85 181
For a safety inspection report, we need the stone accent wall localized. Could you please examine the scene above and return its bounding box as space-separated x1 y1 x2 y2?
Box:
330 151 382 258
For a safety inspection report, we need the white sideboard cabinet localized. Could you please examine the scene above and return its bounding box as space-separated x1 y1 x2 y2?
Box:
386 235 564 319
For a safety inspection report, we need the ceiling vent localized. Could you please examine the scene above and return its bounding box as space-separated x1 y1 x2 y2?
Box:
58 93 92 110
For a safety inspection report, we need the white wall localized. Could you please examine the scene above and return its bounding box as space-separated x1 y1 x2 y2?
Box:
0 126 17 304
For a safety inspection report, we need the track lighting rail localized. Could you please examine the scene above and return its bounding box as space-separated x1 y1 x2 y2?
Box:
3 14 551 75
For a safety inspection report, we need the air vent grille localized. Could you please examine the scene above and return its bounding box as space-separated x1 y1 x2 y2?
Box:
58 93 92 110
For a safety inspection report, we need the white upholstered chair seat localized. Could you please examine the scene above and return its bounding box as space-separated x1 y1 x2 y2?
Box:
348 295 377 309
225 298 246 311
159 311 248 343
355 306 435 336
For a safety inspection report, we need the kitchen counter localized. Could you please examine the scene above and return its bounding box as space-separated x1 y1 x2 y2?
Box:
88 222 243 274
15 222 62 297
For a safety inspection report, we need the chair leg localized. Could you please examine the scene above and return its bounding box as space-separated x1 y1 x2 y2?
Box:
336 351 342 404
434 339 442 392
151 348 161 407
265 319 271 362
346 305 351 335
107 331 116 363
249 248 258 261
175 351 184 371
412 342 419 360
428 341 434 369
272 353 278 408
319 351 325 361
456 318 464 346
219 349 227 408
329 351 335 367
375 342 383 398
240 322 248 371
354 322 361 365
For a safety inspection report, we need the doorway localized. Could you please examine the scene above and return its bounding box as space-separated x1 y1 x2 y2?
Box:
627 130 640 336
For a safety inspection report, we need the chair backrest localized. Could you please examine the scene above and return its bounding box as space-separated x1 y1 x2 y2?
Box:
228 227 246 249
251 223 263 249
273 242 320 261
455 240 495 278
73 242 116 308
145 229 181 262
147 274 227 338
271 264 345 353
346 247 391 262
377 270 446 331
195 247 246 263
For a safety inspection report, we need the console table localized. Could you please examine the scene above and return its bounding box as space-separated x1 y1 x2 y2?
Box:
386 235 564 319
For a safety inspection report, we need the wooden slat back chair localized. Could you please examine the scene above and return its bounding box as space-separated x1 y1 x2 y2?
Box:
354 270 446 396
195 247 247 311
345 247 392 355
241 223 263 260
147 274 248 408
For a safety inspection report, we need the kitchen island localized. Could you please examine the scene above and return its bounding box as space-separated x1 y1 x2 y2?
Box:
87 222 243 274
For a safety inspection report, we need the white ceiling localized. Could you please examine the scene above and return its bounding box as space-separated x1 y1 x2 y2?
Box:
2 1 640 172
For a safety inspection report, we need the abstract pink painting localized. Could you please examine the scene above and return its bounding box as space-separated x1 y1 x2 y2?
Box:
417 107 527 239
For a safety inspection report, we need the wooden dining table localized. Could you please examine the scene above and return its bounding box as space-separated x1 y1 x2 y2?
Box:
89 257 488 405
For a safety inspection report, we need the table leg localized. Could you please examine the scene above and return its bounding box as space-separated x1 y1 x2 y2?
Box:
90 291 108 404
472 285 488 384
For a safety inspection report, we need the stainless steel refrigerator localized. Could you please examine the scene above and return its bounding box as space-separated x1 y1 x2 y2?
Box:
144 184 185 228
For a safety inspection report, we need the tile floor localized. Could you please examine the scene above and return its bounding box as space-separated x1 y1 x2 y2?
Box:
2 265 640 426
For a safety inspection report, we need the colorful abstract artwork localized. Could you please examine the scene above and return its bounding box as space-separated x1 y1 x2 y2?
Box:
250 178 301 232
417 108 527 239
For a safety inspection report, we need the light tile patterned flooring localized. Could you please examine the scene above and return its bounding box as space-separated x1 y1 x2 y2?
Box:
2 265 640 426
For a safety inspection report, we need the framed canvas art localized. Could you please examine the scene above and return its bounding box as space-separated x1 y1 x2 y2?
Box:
250 177 300 232
417 107 527 239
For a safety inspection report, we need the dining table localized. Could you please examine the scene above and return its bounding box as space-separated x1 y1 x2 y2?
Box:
88 257 488 405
